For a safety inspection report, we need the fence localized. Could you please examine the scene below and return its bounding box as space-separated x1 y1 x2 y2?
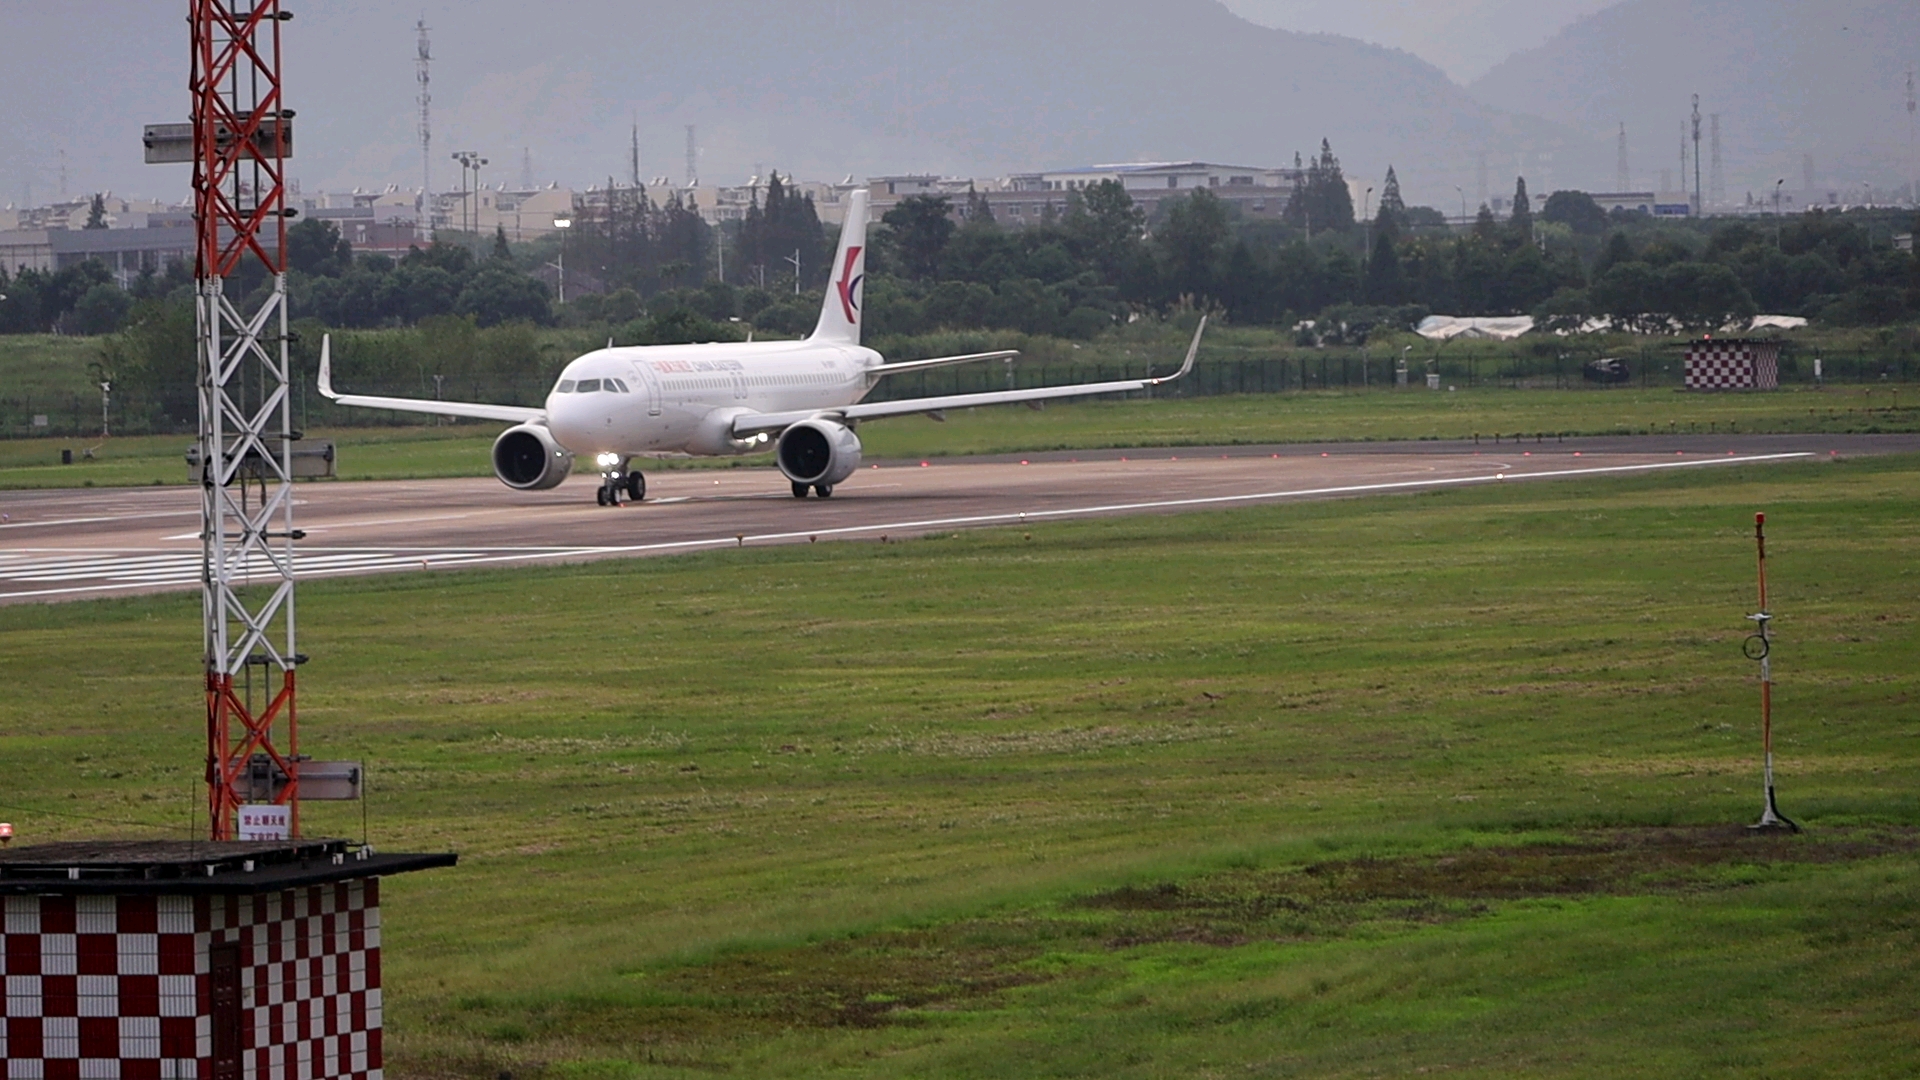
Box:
862 347 1919 403
5 350 1917 439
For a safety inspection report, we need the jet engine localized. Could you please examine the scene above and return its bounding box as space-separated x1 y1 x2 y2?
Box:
776 419 862 488
491 423 574 490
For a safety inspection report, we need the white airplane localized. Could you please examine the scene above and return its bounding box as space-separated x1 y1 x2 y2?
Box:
318 189 1205 505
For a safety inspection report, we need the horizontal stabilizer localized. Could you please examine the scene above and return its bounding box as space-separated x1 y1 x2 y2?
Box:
867 350 1019 376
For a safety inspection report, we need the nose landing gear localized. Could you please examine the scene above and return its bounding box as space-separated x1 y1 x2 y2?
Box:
596 458 645 506
790 481 834 499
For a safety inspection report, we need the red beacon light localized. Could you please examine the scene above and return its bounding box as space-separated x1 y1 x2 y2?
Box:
0 822 13 845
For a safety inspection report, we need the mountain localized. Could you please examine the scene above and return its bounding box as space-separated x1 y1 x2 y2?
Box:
1468 0 1920 203
1220 0 1617 84
1 0 1579 211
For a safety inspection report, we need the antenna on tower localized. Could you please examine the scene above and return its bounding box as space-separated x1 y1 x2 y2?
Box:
521 147 534 190
58 149 68 200
1709 114 1724 207
417 16 433 241
1690 94 1703 215
685 124 697 187
1679 120 1689 203
1616 122 1630 191
630 116 642 188
1906 69 1916 206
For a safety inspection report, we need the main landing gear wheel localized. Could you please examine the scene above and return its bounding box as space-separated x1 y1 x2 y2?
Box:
791 480 811 499
814 483 834 498
626 471 646 502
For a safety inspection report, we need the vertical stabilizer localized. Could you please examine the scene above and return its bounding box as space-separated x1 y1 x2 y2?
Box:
811 189 868 344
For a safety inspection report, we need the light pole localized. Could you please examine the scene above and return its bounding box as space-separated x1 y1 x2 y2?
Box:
784 248 801 295
451 150 487 238
88 361 111 439
1362 185 1374 266
1773 178 1786 248
1454 185 1466 229
552 213 571 304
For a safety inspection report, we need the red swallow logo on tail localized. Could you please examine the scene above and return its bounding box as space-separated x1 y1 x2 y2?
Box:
836 246 863 323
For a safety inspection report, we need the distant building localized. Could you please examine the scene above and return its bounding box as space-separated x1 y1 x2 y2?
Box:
0 227 194 283
1589 191 1657 215
868 162 1304 227
4 193 189 232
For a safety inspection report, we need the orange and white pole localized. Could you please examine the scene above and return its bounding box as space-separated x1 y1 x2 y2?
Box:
1747 513 1797 831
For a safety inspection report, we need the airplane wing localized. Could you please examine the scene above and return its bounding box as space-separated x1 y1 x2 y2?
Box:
317 335 546 424
867 349 1019 376
733 317 1205 438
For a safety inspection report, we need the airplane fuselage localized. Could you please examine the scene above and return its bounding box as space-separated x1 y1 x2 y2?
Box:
317 187 1206 503
544 339 883 461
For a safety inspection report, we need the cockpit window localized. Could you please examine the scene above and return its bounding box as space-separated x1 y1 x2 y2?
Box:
575 378 602 393
556 380 576 393
609 378 630 393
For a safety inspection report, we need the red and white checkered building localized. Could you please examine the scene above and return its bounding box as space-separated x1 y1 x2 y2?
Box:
1 841 452 1080
1684 339 1782 390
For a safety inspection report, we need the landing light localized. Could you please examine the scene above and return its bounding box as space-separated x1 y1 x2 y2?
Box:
595 452 621 469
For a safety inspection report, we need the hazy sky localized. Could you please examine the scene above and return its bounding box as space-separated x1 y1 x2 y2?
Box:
7 0 1600 206
1221 0 1616 82
12 0 1895 211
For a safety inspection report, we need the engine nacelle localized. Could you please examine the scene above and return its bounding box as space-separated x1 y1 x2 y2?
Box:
776 419 862 487
491 423 574 490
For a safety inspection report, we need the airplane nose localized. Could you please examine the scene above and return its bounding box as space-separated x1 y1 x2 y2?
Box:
547 396 597 451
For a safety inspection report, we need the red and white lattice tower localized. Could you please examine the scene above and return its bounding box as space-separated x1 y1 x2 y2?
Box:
191 0 304 841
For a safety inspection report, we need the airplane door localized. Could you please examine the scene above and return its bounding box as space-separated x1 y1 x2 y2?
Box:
631 361 663 416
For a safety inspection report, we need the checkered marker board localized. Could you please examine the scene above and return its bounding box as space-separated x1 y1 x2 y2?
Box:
1685 342 1780 390
3 880 382 1080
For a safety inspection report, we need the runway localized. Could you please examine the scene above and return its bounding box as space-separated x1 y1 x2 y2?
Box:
1 432 1899 604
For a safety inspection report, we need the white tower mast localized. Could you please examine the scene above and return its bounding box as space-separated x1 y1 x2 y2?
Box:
417 18 433 242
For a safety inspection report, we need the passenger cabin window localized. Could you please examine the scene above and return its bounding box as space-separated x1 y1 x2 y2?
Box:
556 380 576 392
575 378 602 392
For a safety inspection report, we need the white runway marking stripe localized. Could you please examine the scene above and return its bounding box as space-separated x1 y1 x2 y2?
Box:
0 509 202 531
0 548 515 595
0 453 1814 600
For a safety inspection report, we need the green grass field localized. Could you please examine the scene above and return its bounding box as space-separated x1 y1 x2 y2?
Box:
2 382 1916 489
2 453 1916 1076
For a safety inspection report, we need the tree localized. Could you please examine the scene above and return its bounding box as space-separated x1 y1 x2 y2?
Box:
1284 139 1355 234
1364 230 1404 304
1154 189 1230 303
881 195 956 281
287 217 352 277
491 226 512 262
965 183 995 227
1659 262 1755 331
84 194 109 230
1593 232 1634 278
1541 191 1608 235
1063 179 1145 283
1377 166 1406 231
1508 177 1533 245
456 264 552 327
68 283 131 335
